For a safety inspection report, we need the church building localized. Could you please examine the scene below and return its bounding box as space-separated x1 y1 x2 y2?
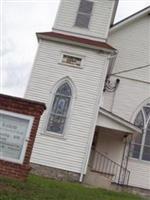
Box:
25 0 150 191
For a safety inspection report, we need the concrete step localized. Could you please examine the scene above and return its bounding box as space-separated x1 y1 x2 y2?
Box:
83 169 112 189
91 169 114 178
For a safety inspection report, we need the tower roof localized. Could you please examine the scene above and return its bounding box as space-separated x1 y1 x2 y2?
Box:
37 32 116 53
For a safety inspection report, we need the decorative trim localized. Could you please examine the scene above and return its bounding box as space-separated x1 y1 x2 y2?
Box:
59 51 85 69
130 97 150 123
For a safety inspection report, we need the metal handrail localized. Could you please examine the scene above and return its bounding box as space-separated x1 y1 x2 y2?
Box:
89 149 130 185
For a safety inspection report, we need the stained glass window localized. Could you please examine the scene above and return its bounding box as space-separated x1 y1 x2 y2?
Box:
131 103 150 161
75 0 94 28
47 82 72 134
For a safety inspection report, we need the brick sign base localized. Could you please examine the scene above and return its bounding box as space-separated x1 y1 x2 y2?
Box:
0 94 46 180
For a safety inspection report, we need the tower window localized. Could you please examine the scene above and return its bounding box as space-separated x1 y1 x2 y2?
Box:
75 0 94 28
47 82 72 135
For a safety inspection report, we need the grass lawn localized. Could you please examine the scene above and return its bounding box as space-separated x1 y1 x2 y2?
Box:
0 174 146 200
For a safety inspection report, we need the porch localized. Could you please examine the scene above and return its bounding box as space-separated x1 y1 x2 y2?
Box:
84 108 141 189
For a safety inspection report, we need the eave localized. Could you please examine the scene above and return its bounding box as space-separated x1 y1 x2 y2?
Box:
36 32 116 54
111 6 150 32
97 108 141 135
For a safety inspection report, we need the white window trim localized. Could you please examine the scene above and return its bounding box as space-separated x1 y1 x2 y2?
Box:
43 78 76 139
0 110 34 164
131 105 150 161
59 51 85 69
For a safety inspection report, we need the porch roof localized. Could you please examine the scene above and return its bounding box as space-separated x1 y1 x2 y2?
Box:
97 108 141 134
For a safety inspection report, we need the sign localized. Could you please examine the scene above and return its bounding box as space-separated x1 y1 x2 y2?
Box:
0 110 34 164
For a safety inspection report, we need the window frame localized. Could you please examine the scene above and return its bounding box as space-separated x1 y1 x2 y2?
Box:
131 104 150 162
74 0 94 29
59 52 84 69
0 110 34 164
44 79 74 139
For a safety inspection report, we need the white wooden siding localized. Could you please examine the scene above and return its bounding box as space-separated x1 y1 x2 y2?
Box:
95 128 124 165
104 15 150 120
25 39 109 173
103 15 150 189
128 159 150 189
109 16 150 76
53 0 115 41
104 77 150 121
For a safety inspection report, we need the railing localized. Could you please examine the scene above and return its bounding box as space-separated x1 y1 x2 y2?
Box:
89 149 130 185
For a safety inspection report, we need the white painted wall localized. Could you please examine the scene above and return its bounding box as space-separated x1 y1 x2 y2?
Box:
97 113 136 133
95 127 124 165
128 158 150 189
53 0 116 41
25 39 109 174
104 77 150 121
103 15 150 189
109 15 150 76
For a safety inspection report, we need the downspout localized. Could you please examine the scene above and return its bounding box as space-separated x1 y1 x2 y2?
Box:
103 51 119 112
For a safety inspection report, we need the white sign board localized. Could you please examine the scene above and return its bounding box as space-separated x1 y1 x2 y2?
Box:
0 110 34 164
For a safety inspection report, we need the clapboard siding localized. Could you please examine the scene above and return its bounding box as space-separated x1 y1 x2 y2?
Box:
103 15 150 189
25 39 109 173
104 15 150 119
53 0 115 41
109 16 150 76
128 159 150 189
104 77 150 121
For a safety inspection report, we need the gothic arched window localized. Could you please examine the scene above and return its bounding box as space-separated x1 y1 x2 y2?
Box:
131 103 150 161
47 82 72 134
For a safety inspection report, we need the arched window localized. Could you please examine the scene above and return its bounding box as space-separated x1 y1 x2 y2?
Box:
47 82 72 134
131 103 150 161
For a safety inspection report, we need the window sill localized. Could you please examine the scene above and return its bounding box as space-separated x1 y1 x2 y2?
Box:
58 62 83 69
41 131 67 140
73 24 89 30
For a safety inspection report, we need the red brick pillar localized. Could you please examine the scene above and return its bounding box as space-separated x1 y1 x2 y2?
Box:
0 94 46 180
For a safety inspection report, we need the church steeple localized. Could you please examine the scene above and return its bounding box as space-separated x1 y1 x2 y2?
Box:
53 0 118 41
25 0 118 185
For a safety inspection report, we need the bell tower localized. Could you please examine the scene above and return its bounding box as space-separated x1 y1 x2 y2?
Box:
53 0 118 41
25 0 119 182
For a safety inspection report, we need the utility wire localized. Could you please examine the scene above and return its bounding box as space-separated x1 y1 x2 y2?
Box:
111 64 150 75
112 74 150 84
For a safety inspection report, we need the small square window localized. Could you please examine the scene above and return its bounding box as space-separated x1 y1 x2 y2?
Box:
62 54 82 67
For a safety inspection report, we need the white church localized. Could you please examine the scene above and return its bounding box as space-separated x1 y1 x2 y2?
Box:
25 0 150 192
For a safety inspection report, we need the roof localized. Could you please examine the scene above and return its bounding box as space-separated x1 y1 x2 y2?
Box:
37 32 116 53
99 107 141 134
111 6 150 31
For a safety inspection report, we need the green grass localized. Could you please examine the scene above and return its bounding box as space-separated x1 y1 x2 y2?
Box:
0 174 146 200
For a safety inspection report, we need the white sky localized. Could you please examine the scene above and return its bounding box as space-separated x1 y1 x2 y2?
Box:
1 0 150 97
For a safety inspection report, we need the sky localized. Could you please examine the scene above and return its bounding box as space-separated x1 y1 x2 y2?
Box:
1 0 150 97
